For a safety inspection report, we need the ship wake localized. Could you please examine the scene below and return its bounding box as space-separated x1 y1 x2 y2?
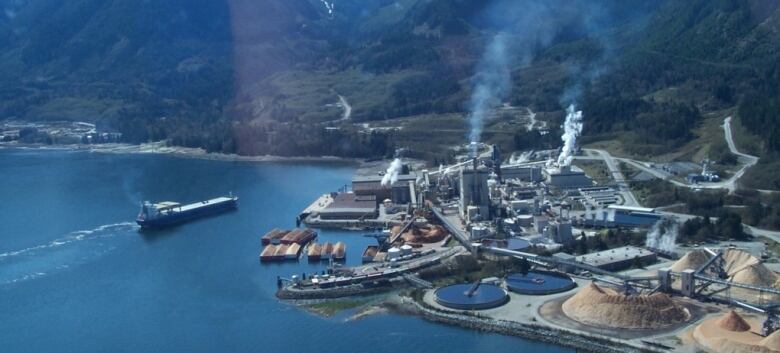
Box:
0 222 138 285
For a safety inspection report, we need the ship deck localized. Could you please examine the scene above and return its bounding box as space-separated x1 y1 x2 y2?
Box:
176 196 235 212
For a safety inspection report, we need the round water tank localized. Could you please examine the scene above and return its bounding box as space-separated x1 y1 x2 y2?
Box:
400 244 413 256
387 247 401 260
434 283 509 310
505 271 577 295
517 215 534 227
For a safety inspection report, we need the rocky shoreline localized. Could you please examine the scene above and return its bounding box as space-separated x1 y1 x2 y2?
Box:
276 279 408 300
391 296 659 353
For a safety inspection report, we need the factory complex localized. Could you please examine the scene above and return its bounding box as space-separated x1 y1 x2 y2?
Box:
264 143 780 353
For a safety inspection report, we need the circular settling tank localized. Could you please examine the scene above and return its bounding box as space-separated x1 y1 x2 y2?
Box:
434 283 509 310
505 271 577 295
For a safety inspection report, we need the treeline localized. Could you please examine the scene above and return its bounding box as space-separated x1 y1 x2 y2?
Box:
678 213 747 244
120 117 393 159
632 179 780 230
583 91 702 156
738 61 780 155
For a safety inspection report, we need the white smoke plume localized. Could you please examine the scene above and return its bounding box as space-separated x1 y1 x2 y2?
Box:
381 158 403 186
645 219 678 254
467 33 510 156
509 151 533 165
556 104 583 167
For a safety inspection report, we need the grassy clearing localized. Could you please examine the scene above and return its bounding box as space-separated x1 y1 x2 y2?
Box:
24 97 124 122
730 115 763 156
758 236 779 255
584 110 732 163
303 299 369 317
260 69 422 123
573 160 610 183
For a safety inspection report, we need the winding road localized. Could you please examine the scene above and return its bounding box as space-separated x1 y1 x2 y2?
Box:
337 94 352 121
721 116 759 191
589 117 760 193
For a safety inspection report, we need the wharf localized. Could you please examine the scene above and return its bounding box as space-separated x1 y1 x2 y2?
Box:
300 194 333 217
277 247 464 299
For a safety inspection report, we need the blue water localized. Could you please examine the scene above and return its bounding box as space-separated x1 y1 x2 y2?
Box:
0 148 573 353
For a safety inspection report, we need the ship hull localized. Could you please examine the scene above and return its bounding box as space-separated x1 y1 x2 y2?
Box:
137 198 237 228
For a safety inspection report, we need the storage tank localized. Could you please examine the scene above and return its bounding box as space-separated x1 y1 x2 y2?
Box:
517 215 533 227
505 271 577 295
400 244 413 256
434 282 509 310
387 247 401 260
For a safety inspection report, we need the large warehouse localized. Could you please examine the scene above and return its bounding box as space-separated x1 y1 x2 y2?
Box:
575 246 657 271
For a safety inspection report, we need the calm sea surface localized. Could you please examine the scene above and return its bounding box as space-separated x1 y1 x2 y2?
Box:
0 148 573 353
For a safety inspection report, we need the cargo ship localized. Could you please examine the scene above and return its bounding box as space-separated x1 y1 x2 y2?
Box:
136 194 238 228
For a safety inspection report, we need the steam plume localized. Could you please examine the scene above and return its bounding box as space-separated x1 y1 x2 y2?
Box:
467 33 510 155
381 158 402 186
556 104 583 167
645 220 678 253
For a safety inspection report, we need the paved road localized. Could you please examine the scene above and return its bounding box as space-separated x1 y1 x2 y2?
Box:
336 94 352 121
581 148 639 206
603 117 761 193
721 116 759 192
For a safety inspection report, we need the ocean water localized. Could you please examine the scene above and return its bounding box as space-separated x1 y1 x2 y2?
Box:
0 148 573 353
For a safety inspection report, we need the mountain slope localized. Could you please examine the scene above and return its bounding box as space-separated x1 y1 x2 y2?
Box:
1 0 779 164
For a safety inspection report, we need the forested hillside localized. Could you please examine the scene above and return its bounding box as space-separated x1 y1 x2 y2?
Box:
1 0 779 165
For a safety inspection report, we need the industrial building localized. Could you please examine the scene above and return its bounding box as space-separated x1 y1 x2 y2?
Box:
352 173 418 203
579 186 619 206
502 165 543 182
575 246 657 271
545 165 593 189
316 192 377 220
582 205 662 228
544 219 574 244
459 162 491 221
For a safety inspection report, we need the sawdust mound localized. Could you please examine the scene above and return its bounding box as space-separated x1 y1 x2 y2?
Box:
562 283 690 329
671 248 761 275
723 249 761 276
732 263 780 302
718 310 751 332
732 263 780 288
760 330 780 351
670 249 710 272
398 225 447 244
694 311 780 353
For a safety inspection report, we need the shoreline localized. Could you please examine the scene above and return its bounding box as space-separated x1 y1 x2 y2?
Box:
0 141 363 165
388 296 657 353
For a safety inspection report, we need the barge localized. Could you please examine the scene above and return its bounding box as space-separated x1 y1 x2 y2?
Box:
321 242 334 261
362 246 379 263
136 194 237 228
261 228 316 246
307 243 322 261
281 229 317 245
262 229 289 245
332 242 346 261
